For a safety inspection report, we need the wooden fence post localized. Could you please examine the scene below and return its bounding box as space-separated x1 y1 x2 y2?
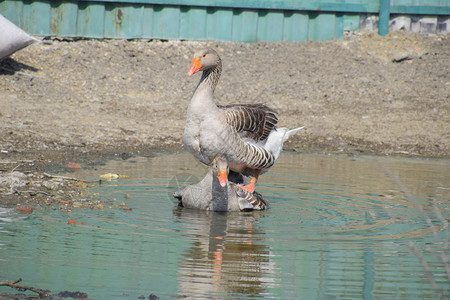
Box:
379 0 390 36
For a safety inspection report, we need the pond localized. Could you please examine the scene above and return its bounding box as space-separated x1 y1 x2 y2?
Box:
1 152 449 299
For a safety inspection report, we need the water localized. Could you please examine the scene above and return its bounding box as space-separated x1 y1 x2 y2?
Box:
1 152 449 299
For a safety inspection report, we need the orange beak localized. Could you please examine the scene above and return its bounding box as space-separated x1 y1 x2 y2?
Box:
217 169 227 187
187 57 202 76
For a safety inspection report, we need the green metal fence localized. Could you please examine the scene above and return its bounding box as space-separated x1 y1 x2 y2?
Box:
1 0 449 42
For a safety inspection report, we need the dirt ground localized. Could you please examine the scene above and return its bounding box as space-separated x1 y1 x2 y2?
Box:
0 31 449 210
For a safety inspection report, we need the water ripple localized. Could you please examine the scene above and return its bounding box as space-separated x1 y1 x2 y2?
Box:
0 152 448 299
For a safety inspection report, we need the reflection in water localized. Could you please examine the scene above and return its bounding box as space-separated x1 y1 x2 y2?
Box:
174 208 273 298
0 152 448 299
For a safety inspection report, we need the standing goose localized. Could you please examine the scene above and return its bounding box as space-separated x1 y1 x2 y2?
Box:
173 154 268 211
184 48 304 192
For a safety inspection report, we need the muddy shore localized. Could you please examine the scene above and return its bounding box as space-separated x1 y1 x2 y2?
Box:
0 31 449 209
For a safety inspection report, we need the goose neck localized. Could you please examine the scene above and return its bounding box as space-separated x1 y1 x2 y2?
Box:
200 61 221 91
190 61 222 110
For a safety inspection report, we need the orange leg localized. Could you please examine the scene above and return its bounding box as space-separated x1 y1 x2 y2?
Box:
241 169 261 193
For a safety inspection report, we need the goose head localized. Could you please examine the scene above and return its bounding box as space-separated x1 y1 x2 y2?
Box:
187 48 221 76
212 153 229 187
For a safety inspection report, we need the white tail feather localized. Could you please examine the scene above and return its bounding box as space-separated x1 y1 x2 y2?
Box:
284 126 305 143
263 126 305 163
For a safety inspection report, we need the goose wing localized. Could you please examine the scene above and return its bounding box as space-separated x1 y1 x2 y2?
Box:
234 185 269 211
219 104 278 142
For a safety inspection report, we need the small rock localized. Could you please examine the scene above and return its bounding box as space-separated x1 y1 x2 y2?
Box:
419 17 438 34
390 16 411 31
16 206 34 214
100 173 119 180
56 291 88 298
66 162 82 169
391 51 412 63
0 171 28 188
42 180 60 190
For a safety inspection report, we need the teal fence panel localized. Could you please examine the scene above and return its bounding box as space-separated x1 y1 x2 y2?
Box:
2 0 23 26
283 11 309 42
179 7 207 40
257 10 284 42
22 0 51 35
0 0 449 42
206 8 233 41
309 13 338 41
232 9 259 42
391 0 450 14
142 5 154 38
104 3 145 38
153 5 180 40
77 2 106 38
343 14 361 31
51 2 78 36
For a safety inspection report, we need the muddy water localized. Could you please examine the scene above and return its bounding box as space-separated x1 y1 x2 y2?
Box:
1 152 449 299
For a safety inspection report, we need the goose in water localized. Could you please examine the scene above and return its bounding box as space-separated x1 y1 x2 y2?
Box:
184 48 304 192
173 154 268 212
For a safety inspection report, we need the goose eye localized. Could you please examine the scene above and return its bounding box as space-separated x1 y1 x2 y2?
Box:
202 54 206 58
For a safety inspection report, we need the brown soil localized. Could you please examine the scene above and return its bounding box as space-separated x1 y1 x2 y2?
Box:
0 31 449 209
